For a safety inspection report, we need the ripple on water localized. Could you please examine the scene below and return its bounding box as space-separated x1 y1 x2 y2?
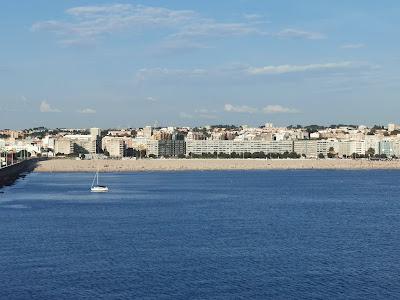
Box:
0 170 400 299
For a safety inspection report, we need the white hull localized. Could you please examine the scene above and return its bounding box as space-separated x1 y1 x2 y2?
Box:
91 186 109 193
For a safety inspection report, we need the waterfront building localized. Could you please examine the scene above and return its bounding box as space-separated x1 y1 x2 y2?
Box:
104 139 125 157
42 136 55 150
379 140 395 157
293 140 331 158
54 138 74 155
317 140 332 157
66 135 97 154
55 135 96 155
337 140 366 157
101 136 134 158
364 135 381 155
147 140 186 157
391 140 400 157
90 127 102 153
185 140 294 156
294 140 318 158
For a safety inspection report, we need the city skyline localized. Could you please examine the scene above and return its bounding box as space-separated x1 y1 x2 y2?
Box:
1 1 400 128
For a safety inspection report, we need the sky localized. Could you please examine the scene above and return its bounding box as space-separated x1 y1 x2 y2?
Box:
1 0 400 129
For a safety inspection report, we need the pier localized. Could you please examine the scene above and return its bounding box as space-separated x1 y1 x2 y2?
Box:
0 150 38 187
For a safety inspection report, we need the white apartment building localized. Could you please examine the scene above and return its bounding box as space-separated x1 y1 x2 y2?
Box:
317 139 332 156
54 135 96 155
293 140 332 158
55 138 74 155
42 135 55 150
294 140 317 158
143 126 153 138
388 123 399 132
65 135 96 154
391 140 400 157
337 140 366 157
105 139 125 157
186 140 293 156
102 136 127 157
90 128 101 138
364 135 381 154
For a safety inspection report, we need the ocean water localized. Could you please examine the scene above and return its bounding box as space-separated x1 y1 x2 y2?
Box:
1 170 400 299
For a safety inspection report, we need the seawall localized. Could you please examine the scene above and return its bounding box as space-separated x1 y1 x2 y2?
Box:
0 159 38 187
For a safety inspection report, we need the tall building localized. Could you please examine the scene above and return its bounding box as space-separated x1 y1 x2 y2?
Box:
90 127 101 139
147 140 186 157
55 135 96 155
294 140 318 158
90 128 101 153
105 139 125 157
388 124 399 132
143 126 153 139
101 136 130 158
54 138 74 155
337 140 366 157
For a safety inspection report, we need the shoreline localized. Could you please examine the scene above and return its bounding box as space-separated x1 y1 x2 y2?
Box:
33 158 400 172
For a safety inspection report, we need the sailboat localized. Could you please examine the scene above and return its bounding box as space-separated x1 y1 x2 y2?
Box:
91 140 109 192
91 170 109 193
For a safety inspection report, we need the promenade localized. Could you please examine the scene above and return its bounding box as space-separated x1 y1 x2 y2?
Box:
34 158 400 172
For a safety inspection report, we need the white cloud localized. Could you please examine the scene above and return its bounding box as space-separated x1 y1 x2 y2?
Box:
224 104 257 113
170 21 263 39
146 96 157 102
341 43 365 49
66 4 134 16
134 61 377 83
32 5 196 38
180 109 218 120
40 101 61 113
243 14 263 21
77 108 96 114
32 4 262 45
159 40 210 52
275 28 325 40
32 4 323 47
179 112 194 119
195 108 216 114
247 62 354 75
194 109 218 119
262 105 299 114
198 114 218 119
224 103 299 114
135 67 207 82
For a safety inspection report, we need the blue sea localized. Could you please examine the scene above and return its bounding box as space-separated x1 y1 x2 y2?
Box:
1 170 400 299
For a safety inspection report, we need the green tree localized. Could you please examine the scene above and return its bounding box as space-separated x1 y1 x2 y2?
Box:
327 147 336 159
366 148 375 157
318 153 325 159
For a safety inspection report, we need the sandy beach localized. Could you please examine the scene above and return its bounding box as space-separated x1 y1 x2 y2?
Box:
34 158 400 172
